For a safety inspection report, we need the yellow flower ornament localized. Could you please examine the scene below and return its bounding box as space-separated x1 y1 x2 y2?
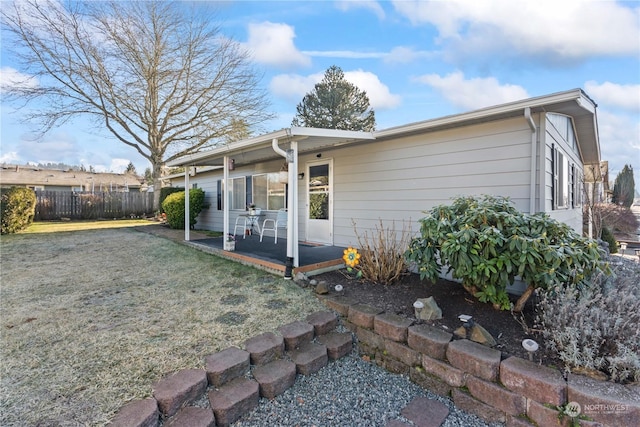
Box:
343 247 361 268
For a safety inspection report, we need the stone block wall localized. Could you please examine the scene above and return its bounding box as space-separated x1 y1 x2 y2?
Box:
322 295 639 427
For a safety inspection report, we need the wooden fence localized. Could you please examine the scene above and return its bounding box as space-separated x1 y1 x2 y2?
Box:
34 191 154 221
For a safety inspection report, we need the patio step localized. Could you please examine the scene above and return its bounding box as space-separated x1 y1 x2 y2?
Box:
278 320 315 350
288 342 328 375
306 310 338 335
208 377 259 427
204 346 250 387
164 407 215 427
317 331 353 360
251 359 297 399
244 332 284 366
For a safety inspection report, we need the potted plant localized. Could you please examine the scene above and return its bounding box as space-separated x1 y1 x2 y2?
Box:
249 203 256 215
224 233 236 251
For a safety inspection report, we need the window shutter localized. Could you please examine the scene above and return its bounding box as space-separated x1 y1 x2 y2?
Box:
246 176 252 207
217 180 222 210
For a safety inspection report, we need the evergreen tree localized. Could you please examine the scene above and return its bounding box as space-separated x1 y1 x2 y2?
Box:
125 162 137 174
612 164 635 208
291 65 376 131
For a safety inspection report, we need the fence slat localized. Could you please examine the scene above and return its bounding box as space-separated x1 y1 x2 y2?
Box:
34 191 154 221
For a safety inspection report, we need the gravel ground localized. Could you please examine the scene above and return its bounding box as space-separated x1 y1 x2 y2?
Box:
232 343 503 427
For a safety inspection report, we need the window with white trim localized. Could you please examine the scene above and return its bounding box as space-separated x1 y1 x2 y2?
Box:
227 177 246 210
252 173 286 210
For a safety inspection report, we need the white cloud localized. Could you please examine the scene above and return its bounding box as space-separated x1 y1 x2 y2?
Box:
585 81 640 112
243 22 311 70
0 67 39 93
596 110 640 180
109 158 133 174
415 71 529 110
270 69 401 110
383 46 436 64
335 1 385 20
393 0 640 62
0 151 20 164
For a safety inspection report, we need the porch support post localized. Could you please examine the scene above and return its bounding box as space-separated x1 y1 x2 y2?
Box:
184 168 190 241
525 107 537 214
223 156 230 246
272 137 298 278
290 140 299 267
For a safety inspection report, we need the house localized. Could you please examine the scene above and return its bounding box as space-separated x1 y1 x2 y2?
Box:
168 89 601 277
0 165 145 193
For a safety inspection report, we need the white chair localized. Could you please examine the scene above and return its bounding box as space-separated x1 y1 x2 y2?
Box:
233 215 249 239
260 208 288 243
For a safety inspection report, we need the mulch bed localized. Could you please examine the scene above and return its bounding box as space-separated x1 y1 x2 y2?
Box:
312 270 561 367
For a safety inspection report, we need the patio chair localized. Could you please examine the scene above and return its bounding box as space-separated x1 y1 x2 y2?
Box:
260 208 287 243
233 215 249 239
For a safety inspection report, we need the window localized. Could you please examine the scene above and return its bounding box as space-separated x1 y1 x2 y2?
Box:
224 177 245 210
552 145 578 210
252 173 286 210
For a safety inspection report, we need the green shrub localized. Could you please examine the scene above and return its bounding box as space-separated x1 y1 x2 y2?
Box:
405 195 608 311
600 226 618 254
351 219 411 285
0 187 37 234
159 187 184 213
162 188 205 229
537 258 640 383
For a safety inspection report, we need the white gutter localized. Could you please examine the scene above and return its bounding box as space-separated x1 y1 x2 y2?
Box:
525 107 537 214
272 138 297 278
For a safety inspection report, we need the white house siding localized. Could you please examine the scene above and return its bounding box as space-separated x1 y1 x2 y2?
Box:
326 117 535 248
541 114 585 232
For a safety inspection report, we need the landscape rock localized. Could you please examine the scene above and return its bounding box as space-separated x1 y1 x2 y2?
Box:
314 282 329 294
415 297 442 320
454 323 497 347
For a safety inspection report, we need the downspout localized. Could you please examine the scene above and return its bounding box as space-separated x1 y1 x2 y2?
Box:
525 107 537 214
272 138 296 279
184 168 190 241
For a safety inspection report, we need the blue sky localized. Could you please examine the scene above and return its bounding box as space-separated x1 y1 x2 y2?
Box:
1 0 639 186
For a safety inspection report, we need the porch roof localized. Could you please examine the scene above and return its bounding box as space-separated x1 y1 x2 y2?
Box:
167 127 375 168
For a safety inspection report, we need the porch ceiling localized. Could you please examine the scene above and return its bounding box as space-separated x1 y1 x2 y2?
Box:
167 127 375 168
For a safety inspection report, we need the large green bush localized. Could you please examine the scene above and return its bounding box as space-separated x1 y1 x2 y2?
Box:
0 187 37 234
405 195 608 311
159 187 184 213
162 188 205 229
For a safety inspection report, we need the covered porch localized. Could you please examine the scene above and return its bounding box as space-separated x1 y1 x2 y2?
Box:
188 233 347 277
167 127 374 278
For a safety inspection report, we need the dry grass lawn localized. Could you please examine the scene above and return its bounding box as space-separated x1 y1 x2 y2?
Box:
0 224 326 426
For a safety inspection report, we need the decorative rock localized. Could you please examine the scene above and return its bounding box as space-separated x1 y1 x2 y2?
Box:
314 282 329 294
251 359 297 399
278 321 315 350
152 369 208 418
109 398 159 427
208 377 259 427
165 407 215 427
415 297 442 320
244 332 284 366
454 323 497 347
289 342 328 375
205 347 250 387
309 279 318 286
401 396 449 427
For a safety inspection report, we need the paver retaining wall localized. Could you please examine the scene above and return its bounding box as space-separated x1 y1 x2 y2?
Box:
321 294 639 427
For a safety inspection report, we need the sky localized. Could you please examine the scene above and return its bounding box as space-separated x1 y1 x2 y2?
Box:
1 0 639 186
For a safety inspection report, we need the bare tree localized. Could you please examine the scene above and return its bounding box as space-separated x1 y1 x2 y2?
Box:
2 1 273 209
